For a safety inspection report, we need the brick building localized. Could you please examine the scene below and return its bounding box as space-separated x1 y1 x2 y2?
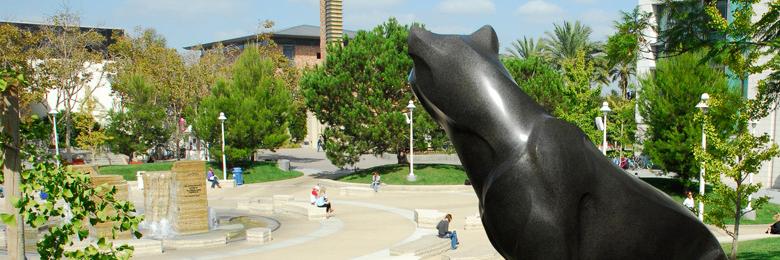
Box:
184 24 355 69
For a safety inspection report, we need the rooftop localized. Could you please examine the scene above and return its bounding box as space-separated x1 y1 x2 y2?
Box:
183 24 357 50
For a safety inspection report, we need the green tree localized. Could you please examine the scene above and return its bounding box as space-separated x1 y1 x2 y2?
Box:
503 52 603 144
2 67 143 259
694 96 779 260
36 11 110 156
505 36 545 60
606 94 637 158
105 75 170 162
639 51 741 180
193 46 293 161
74 98 110 161
301 18 444 168
543 21 601 64
502 56 565 113
604 7 651 99
557 51 603 143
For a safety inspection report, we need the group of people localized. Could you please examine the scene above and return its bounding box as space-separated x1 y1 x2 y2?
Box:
310 185 335 217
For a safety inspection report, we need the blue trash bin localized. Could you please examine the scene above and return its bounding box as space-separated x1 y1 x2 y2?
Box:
232 167 244 186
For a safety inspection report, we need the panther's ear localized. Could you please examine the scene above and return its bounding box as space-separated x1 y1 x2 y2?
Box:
469 25 499 54
409 25 433 53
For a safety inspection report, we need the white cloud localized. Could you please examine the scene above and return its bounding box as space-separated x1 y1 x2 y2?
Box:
573 0 597 4
578 8 618 40
345 10 416 31
516 0 563 16
287 0 319 8
117 0 251 21
351 0 406 10
436 0 495 15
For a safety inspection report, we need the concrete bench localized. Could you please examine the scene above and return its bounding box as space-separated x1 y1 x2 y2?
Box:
114 239 163 255
273 195 295 213
464 214 482 230
162 233 227 250
281 201 327 221
415 209 446 229
339 186 376 197
390 235 451 257
237 198 274 214
246 227 273 244
441 246 502 260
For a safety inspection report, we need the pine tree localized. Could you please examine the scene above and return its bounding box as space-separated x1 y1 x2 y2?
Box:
639 51 741 179
193 46 293 161
301 18 445 168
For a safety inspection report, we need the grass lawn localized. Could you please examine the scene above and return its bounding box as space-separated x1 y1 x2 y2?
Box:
721 237 780 260
337 164 467 185
98 162 174 181
98 161 302 184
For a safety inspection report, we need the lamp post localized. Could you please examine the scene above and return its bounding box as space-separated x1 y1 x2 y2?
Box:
218 112 227 181
406 100 416 182
49 109 60 167
695 93 710 221
599 102 611 156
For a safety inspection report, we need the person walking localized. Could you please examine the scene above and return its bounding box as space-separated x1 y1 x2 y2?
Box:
436 213 459 249
207 168 221 189
371 172 381 192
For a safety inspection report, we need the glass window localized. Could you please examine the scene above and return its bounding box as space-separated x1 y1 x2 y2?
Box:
282 45 295 61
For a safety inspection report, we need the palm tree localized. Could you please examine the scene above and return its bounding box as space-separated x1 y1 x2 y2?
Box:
506 36 544 59
609 61 635 99
542 21 599 63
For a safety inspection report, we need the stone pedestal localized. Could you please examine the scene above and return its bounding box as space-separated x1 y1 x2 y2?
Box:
90 175 131 239
143 161 209 236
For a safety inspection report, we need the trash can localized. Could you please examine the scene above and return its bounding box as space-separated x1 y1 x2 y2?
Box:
232 167 244 186
278 159 290 171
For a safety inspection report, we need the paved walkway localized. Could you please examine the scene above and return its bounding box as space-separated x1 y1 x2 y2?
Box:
136 148 779 259
4 148 777 259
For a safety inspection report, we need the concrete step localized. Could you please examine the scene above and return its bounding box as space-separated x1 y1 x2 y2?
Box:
390 235 451 257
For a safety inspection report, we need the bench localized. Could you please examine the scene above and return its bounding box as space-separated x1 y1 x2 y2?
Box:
441 246 502 260
273 195 294 213
281 201 327 221
237 198 274 214
339 186 376 197
246 227 273 244
162 234 227 250
415 209 446 229
464 214 482 230
114 239 163 255
389 235 451 257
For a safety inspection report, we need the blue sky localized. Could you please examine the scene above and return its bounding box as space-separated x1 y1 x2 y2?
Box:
1 0 637 52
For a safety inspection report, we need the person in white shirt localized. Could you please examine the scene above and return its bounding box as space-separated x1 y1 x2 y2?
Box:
683 191 695 211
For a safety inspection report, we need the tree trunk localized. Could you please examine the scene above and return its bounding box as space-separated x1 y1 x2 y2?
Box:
397 150 408 164
64 110 73 161
2 88 25 259
731 180 742 260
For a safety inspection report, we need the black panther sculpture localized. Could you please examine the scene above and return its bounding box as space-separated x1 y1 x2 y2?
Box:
407 25 726 260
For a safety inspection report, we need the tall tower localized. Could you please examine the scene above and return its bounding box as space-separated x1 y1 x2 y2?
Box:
319 0 343 60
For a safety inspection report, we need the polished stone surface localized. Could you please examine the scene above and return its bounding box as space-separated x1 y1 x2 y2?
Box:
407 25 726 259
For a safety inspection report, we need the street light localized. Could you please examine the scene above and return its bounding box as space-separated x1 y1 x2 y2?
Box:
405 100 416 181
49 109 60 167
599 101 611 156
695 92 710 221
218 112 227 181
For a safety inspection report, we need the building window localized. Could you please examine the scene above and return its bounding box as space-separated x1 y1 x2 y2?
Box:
282 45 295 61
317 52 321 59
